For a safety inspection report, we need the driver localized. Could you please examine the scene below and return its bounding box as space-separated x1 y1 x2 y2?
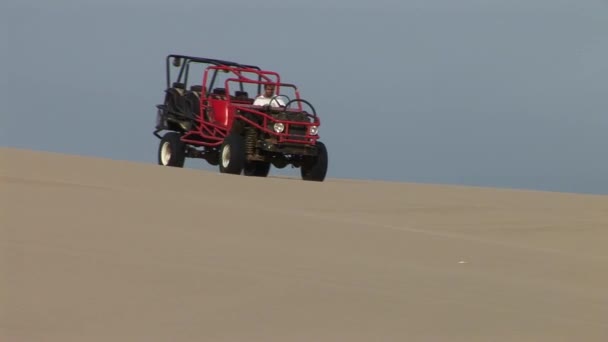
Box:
253 83 286 107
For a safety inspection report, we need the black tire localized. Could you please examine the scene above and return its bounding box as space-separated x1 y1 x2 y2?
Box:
184 91 200 118
219 133 246 174
158 132 186 167
165 89 186 114
301 141 328 182
243 161 271 177
204 150 220 166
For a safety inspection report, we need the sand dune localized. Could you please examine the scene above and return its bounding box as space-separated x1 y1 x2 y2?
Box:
2 146 607 341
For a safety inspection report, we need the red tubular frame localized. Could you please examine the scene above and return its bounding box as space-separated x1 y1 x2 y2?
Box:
180 64 321 147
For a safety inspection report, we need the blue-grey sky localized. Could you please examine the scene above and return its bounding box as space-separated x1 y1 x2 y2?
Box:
2 0 607 194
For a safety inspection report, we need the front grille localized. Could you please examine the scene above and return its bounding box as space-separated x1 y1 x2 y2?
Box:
287 125 308 141
288 126 307 135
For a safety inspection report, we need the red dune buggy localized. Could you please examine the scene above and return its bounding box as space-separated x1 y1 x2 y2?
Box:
153 54 328 181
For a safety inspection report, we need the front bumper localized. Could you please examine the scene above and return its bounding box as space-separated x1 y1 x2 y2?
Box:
258 140 320 156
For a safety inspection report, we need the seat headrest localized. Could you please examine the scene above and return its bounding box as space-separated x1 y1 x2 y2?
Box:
235 91 249 98
212 88 226 95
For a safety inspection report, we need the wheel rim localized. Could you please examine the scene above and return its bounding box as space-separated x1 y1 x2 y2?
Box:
161 142 171 165
221 144 230 168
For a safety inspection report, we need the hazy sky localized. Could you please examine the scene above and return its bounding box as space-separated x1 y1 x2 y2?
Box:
2 0 607 194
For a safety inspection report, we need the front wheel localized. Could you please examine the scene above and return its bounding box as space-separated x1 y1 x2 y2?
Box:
158 132 186 167
301 141 328 182
219 133 246 174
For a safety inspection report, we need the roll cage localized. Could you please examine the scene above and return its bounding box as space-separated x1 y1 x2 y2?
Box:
165 54 261 89
158 54 320 147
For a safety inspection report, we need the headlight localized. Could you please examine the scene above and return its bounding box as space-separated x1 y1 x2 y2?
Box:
273 122 285 133
309 125 318 135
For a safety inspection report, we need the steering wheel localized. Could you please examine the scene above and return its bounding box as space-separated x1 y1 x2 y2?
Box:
268 94 290 109
283 99 317 117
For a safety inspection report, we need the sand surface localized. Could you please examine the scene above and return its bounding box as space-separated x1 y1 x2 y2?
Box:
2 147 607 341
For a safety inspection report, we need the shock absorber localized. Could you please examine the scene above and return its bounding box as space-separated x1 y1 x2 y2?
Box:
245 127 257 155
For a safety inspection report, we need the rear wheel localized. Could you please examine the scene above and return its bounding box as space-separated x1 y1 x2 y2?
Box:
158 132 186 167
301 141 328 181
219 133 246 174
244 161 271 177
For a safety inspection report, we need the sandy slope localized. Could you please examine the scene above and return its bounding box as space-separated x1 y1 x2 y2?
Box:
1 147 607 341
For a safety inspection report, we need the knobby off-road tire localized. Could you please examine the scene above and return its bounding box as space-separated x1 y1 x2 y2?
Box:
301 141 328 182
158 132 186 167
219 133 246 174
243 161 271 177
